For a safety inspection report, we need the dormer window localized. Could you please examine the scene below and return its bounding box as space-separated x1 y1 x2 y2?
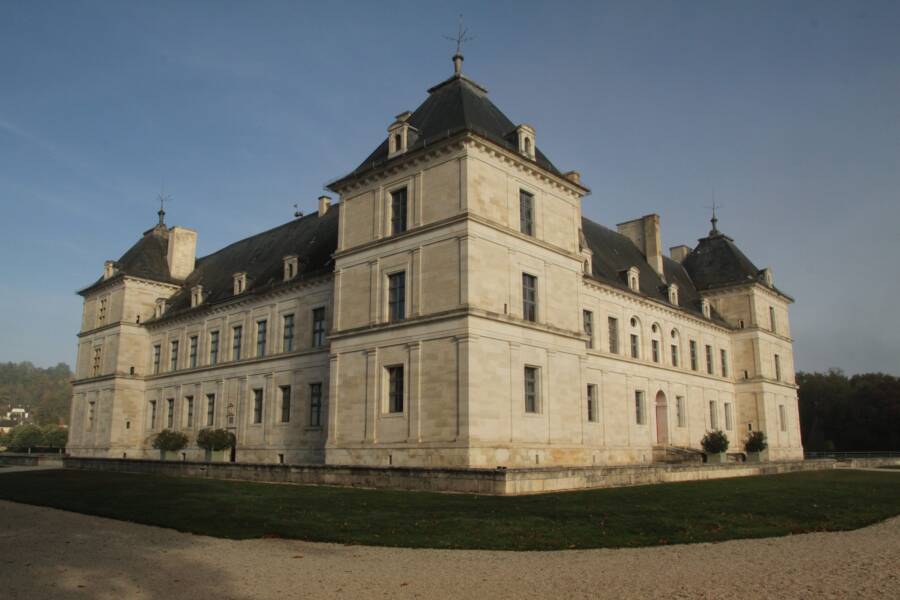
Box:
625 267 640 292
516 124 536 160
190 285 204 308
103 260 116 280
388 111 415 158
701 298 711 319
233 272 247 295
668 284 679 306
154 298 167 319
761 267 774 286
283 255 299 281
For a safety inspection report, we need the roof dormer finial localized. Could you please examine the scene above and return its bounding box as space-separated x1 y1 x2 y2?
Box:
706 199 721 236
444 14 473 76
157 190 171 228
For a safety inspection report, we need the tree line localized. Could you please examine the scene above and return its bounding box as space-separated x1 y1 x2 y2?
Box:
0 361 72 425
797 370 900 452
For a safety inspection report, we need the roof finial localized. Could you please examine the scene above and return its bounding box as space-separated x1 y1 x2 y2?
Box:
444 14 473 76
157 186 171 227
705 197 721 236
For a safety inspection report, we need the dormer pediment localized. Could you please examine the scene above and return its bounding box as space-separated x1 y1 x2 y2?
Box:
233 272 248 295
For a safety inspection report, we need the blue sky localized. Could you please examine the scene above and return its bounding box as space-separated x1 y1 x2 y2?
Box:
1 1 898 375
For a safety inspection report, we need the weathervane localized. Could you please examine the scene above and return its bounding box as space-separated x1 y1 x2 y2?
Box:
444 14 474 75
157 186 172 227
705 199 722 235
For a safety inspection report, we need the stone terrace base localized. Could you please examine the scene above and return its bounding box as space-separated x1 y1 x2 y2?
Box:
55 457 867 495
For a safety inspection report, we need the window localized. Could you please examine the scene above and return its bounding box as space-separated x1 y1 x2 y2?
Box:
309 383 323 427
387 366 404 413
189 336 198 369
671 344 679 367
388 272 406 322
152 344 161 374
651 339 660 363
185 396 194 428
256 320 267 357
97 297 108 326
676 396 686 428
391 188 408 235
689 340 698 371
209 331 219 366
170 340 179 371
92 346 102 376
524 366 539 413
778 404 787 431
206 393 215 427
149 400 157 429
583 310 594 349
252 388 263 424
705 344 713 375
724 402 733 431
720 349 729 377
630 334 639 359
635 391 646 425
709 401 718 429
312 307 326 347
87 400 95 430
769 306 776 332
232 326 242 361
774 354 782 381
587 384 598 422
283 314 295 352
608 317 619 353
519 190 534 235
280 386 291 423
167 398 174 429
522 274 537 322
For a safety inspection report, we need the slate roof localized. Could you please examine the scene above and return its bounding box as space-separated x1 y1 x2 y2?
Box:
580 217 724 323
682 232 766 290
331 73 566 187
154 206 340 321
79 224 176 295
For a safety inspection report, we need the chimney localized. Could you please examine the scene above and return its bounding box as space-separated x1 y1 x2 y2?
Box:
670 245 691 263
564 171 581 185
103 260 116 280
166 227 197 280
617 214 663 275
318 196 331 217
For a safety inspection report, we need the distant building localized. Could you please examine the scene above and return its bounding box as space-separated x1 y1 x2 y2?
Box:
67 54 802 466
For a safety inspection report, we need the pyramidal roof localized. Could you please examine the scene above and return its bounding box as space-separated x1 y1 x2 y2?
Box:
334 64 564 186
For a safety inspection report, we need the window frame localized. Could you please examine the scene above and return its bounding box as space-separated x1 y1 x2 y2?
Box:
256 320 267 358
152 344 161 374
705 344 714 375
169 340 179 372
583 310 594 349
689 340 698 371
252 388 263 424
166 398 174 429
208 331 219 366
720 349 729 378
185 395 194 429
676 395 686 428
587 383 598 423
635 390 646 425
608 317 619 354
724 402 733 431
232 325 243 361
386 365 405 413
522 273 538 322
282 313 295 353
390 187 408 235
312 307 326 347
206 393 215 427
309 382 323 427
279 385 291 423
189 335 198 369
524 366 540 414
519 189 535 236
709 400 718 430
387 271 406 323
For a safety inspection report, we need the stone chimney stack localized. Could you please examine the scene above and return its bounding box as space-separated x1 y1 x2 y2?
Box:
166 227 197 280
617 214 663 275
318 196 331 217
670 245 691 263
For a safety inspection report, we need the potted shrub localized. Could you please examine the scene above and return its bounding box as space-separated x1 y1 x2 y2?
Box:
152 429 189 461
196 428 235 462
744 431 768 462
701 430 729 464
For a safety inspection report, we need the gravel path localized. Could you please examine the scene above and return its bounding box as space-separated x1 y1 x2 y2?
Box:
1 499 897 599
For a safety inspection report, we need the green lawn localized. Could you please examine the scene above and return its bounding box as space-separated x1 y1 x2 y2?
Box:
0 469 898 550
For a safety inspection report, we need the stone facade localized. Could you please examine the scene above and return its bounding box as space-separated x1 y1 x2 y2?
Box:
68 59 803 468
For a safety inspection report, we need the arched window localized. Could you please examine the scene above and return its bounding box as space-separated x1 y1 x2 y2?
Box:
524 137 532 154
670 329 681 367
394 133 402 152
629 316 641 359
650 323 662 363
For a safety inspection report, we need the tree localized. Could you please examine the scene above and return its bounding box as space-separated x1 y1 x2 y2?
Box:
701 430 729 454
152 430 189 457
7 424 45 452
41 425 68 448
196 428 235 452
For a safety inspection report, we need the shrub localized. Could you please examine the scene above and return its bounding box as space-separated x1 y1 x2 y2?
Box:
745 431 768 453
701 430 729 454
41 425 69 449
7 424 46 452
196 428 235 452
152 429 189 453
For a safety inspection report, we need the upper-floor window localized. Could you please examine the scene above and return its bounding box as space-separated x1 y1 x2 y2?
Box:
587 384 598 422
206 393 216 427
388 273 406 322
189 336 198 369
583 310 594 349
671 343 679 367
209 331 219 366
608 317 619 354
279 385 291 423
522 274 537 322
152 344 161 374
651 339 660 363
524 366 539 413
252 388 263 424
774 354 782 381
635 390 646 425
519 190 534 236
630 334 640 359
256 320 267 358
232 325 243 361
309 382 323 427
387 365 404 413
170 340 179 372
312 307 326 347
97 297 108 326
689 340 698 371
391 188 408 235
283 314 295 352
769 306 777 332
705 344 714 375
720 349 729 378
92 346 102 377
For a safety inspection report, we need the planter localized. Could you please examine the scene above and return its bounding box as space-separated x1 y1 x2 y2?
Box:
159 450 182 461
705 452 727 464
746 450 769 463
204 449 228 463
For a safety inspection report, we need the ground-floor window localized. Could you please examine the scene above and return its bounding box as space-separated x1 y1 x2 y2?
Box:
709 400 718 430
524 366 539 413
724 402 733 430
676 396 686 428
635 390 646 425
587 384 598 422
309 383 322 426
